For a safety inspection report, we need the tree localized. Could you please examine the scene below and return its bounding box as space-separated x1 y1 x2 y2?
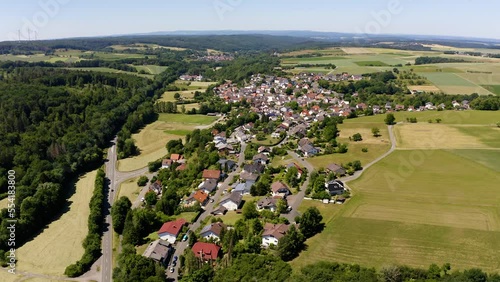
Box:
242 200 259 220
277 225 305 261
277 199 288 214
352 133 362 142
385 113 396 125
137 176 148 186
111 196 132 234
174 92 181 99
371 127 380 137
285 166 299 188
213 254 291 282
298 207 323 238
144 191 158 206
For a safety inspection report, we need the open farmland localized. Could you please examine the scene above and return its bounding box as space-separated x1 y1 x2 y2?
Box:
421 72 493 95
291 150 500 272
117 114 217 171
15 170 98 276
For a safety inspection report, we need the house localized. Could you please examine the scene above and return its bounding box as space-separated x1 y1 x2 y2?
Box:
202 169 221 180
200 222 226 241
271 182 291 197
233 182 251 195
258 146 271 154
198 179 218 194
176 163 187 171
191 242 221 261
170 154 183 163
186 190 209 206
325 180 345 196
262 223 296 247
243 163 265 174
298 138 318 157
158 218 187 244
252 153 269 165
149 180 162 195
142 239 173 266
219 192 243 211
239 171 260 184
286 163 304 178
257 197 279 212
210 206 227 216
218 159 237 171
162 159 173 169
325 163 346 176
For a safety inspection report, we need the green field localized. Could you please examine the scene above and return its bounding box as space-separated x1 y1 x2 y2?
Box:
482 85 500 95
354 61 389 66
292 150 500 272
67 67 153 78
449 149 500 172
344 110 500 125
421 73 493 95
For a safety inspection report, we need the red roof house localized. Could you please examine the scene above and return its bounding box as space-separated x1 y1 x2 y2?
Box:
202 169 221 180
158 218 187 243
191 242 221 261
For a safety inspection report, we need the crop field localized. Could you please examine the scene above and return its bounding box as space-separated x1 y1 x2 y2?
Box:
449 149 500 172
281 47 346 57
407 85 441 92
117 114 217 171
292 150 500 272
394 123 492 149
482 85 500 95
421 73 493 95
15 170 98 276
344 110 500 125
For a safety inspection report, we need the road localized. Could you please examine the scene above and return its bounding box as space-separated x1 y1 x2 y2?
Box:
281 150 314 222
340 125 396 184
99 137 155 282
166 142 247 281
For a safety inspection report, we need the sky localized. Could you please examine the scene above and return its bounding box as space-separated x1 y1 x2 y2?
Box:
1 0 498 42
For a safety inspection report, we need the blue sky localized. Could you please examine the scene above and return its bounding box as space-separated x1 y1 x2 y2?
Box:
1 0 498 42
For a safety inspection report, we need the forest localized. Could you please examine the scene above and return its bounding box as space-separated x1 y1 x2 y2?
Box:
0 67 164 252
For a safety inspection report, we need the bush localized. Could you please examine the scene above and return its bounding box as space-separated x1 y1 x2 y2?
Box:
352 133 362 142
362 147 368 153
137 176 148 186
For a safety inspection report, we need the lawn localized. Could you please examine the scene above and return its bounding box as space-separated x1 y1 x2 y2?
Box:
215 211 243 226
291 150 500 273
16 170 98 276
118 177 142 201
172 212 199 223
344 110 500 125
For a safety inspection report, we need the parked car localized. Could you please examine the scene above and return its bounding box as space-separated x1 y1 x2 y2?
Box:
182 234 188 241
170 267 174 273
173 255 178 262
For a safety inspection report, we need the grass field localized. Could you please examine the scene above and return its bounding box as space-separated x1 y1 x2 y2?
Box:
407 85 442 92
291 150 500 272
394 123 490 149
482 85 500 95
216 211 243 225
160 90 197 102
118 177 142 201
16 170 98 276
117 114 217 171
344 110 500 125
354 61 389 66
421 73 493 95
134 65 168 75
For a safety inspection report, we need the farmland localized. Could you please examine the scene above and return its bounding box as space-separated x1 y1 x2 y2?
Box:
117 114 218 171
291 150 500 272
15 170 98 276
281 47 500 95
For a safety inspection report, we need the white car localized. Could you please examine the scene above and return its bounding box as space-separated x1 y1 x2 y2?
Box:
169 267 174 273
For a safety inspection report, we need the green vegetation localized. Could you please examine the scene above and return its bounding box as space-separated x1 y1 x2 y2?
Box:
354 61 389 66
213 254 292 282
111 196 132 234
415 56 467 65
482 85 500 96
157 113 217 124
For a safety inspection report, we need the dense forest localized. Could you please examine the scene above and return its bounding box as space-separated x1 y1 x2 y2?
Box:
0 67 163 251
414 56 467 65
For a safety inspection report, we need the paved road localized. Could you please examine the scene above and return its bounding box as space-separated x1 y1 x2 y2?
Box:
166 142 247 281
281 150 314 222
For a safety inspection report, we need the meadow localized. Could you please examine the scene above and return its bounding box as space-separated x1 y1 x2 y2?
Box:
15 170 98 276
117 114 217 171
291 150 500 272
134 65 168 75
118 177 141 201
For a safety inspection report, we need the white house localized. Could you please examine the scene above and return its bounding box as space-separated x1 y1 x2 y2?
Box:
200 222 226 242
219 192 243 211
157 218 187 244
262 223 296 247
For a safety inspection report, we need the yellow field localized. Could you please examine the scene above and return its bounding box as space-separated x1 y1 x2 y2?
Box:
0 271 22 282
0 197 8 210
117 121 186 172
341 47 375 54
118 177 141 201
394 123 488 149
407 85 441 92
16 170 98 276
160 90 197 102
337 123 390 145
